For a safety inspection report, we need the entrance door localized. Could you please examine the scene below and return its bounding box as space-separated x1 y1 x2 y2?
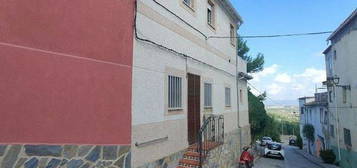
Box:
187 73 201 145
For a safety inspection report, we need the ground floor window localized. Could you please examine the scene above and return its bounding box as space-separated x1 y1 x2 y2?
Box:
204 83 212 108
168 75 182 109
330 125 334 137
344 128 352 147
225 87 231 107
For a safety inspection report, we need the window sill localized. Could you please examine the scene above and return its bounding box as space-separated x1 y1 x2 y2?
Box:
181 2 196 16
167 108 184 116
207 23 216 32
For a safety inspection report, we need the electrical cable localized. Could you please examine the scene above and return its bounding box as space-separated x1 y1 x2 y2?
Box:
247 82 290 107
134 0 235 77
208 31 333 39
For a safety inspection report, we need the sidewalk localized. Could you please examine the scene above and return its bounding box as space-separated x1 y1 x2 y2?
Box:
293 148 339 168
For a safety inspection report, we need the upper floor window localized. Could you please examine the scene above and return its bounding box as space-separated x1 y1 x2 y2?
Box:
183 0 194 9
207 0 215 28
300 107 304 114
343 87 347 104
230 24 236 45
344 128 352 147
225 87 231 107
320 108 323 123
204 83 213 108
168 75 182 110
333 50 337 60
239 89 243 104
330 125 335 137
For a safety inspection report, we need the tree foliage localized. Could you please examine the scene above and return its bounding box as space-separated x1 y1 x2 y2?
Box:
303 124 315 142
237 37 265 73
248 89 280 142
296 134 303 149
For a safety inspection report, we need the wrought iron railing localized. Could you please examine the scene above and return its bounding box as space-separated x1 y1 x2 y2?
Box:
197 114 224 167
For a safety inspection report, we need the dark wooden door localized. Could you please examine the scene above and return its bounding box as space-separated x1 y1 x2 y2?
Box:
187 73 201 145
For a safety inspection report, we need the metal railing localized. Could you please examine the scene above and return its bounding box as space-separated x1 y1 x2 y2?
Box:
197 114 224 167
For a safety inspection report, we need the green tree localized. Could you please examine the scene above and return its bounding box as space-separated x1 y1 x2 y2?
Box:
303 124 315 154
237 37 265 73
237 36 281 142
296 134 303 149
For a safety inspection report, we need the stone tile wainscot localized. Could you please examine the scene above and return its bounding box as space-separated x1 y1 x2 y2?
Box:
0 144 130 168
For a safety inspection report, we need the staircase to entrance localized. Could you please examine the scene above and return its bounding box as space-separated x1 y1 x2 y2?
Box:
177 114 224 168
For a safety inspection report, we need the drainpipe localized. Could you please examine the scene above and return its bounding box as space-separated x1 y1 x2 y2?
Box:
236 48 243 153
334 85 342 161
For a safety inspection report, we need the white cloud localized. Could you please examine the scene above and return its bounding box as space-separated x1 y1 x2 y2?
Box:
274 73 292 83
250 67 327 105
267 83 284 95
295 68 326 83
252 64 279 82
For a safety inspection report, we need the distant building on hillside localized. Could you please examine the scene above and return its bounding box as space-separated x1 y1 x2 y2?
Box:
323 8 357 168
299 92 329 156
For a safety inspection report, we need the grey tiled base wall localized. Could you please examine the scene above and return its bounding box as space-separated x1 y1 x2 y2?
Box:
0 144 130 168
136 150 184 168
204 129 242 168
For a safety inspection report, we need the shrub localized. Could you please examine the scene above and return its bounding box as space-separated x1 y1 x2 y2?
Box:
296 134 303 149
320 149 336 164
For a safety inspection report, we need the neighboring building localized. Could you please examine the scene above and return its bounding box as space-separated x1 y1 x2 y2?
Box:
0 0 133 167
323 9 357 168
299 93 329 157
0 0 250 168
132 0 250 167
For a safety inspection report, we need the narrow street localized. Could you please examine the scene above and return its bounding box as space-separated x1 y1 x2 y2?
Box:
255 145 323 168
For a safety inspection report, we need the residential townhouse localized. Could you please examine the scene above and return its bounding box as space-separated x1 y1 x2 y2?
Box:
0 0 251 168
323 9 357 168
133 0 250 167
299 93 329 157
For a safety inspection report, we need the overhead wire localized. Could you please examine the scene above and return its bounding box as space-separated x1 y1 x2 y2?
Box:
134 0 235 77
208 31 333 39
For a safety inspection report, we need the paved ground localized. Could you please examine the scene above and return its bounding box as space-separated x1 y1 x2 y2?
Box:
254 145 324 168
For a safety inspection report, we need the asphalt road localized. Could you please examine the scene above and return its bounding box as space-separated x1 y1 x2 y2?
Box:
254 145 322 168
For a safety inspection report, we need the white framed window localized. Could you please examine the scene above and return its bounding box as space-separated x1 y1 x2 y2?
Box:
225 87 231 107
320 108 324 123
343 87 347 104
207 1 215 27
204 83 212 108
183 0 193 9
239 89 243 104
344 128 352 147
230 24 236 45
330 125 335 137
168 75 182 110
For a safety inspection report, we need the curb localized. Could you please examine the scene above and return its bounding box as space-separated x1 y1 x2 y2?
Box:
293 148 339 168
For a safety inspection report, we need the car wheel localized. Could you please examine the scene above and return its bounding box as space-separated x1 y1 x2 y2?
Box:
281 156 285 160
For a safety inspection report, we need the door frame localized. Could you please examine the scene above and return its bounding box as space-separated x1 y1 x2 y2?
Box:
187 73 201 145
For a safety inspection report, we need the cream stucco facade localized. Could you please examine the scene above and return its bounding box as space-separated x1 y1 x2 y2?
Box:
323 9 357 168
131 0 249 167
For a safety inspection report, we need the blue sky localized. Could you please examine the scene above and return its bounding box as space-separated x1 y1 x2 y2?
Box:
230 0 357 106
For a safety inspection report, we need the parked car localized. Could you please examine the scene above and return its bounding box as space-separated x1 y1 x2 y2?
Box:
264 142 285 160
260 136 273 146
289 137 296 145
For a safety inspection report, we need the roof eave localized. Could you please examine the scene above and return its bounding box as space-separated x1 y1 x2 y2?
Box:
327 9 357 41
221 0 243 25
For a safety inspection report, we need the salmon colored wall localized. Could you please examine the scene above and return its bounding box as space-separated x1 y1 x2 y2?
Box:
0 0 134 144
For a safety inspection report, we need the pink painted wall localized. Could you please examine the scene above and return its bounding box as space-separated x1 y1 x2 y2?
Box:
0 0 134 144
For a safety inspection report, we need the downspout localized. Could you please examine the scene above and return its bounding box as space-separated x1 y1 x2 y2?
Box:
334 85 342 161
236 43 243 153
